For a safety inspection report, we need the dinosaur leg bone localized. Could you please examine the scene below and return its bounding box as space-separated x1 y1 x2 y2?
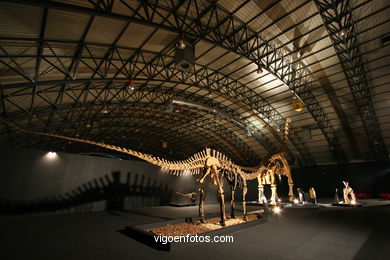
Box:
213 165 226 226
197 167 210 184
242 180 248 222
199 182 205 223
230 185 236 219
288 180 295 202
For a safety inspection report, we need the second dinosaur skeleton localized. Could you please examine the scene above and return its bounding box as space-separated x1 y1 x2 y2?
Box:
342 181 356 204
175 192 197 204
1 118 294 225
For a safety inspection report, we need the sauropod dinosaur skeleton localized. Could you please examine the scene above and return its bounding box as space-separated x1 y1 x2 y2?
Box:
2 118 295 222
1 119 251 226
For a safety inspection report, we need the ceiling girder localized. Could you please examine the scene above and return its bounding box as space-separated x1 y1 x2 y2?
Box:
0 38 314 165
315 0 389 162
0 0 345 163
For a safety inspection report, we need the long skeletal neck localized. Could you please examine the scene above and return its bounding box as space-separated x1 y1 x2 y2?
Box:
1 120 209 175
1 119 244 177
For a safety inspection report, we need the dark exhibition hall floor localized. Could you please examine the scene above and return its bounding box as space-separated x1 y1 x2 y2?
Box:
1 200 389 260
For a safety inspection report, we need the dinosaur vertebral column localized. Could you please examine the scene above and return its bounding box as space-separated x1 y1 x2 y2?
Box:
1 119 251 225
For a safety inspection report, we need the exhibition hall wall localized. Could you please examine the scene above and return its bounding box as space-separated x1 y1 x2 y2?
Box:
0 146 209 214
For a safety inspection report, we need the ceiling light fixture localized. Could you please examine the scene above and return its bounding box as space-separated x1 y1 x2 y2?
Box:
176 33 186 49
256 64 263 74
101 105 108 114
337 28 347 38
128 80 135 91
293 99 303 112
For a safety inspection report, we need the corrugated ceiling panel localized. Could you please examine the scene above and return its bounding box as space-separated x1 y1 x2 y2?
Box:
0 2 43 38
142 29 176 53
45 9 91 41
85 16 128 44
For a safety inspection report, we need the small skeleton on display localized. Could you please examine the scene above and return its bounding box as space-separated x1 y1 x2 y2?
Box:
342 181 356 204
176 192 197 204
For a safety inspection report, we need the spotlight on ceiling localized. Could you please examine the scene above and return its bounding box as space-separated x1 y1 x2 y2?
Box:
128 80 135 91
176 34 186 49
256 64 263 74
101 105 108 114
293 99 303 112
337 28 347 38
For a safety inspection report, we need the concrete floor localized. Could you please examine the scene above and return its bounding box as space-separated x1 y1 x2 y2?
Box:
1 200 389 260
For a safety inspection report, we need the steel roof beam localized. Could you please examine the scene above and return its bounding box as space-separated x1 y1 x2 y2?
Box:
0 39 313 165
0 0 344 163
315 0 389 162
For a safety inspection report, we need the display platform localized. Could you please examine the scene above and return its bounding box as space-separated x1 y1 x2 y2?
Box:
168 202 196 207
120 209 268 251
247 201 324 209
246 200 284 208
283 203 323 208
246 201 266 206
331 202 363 207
